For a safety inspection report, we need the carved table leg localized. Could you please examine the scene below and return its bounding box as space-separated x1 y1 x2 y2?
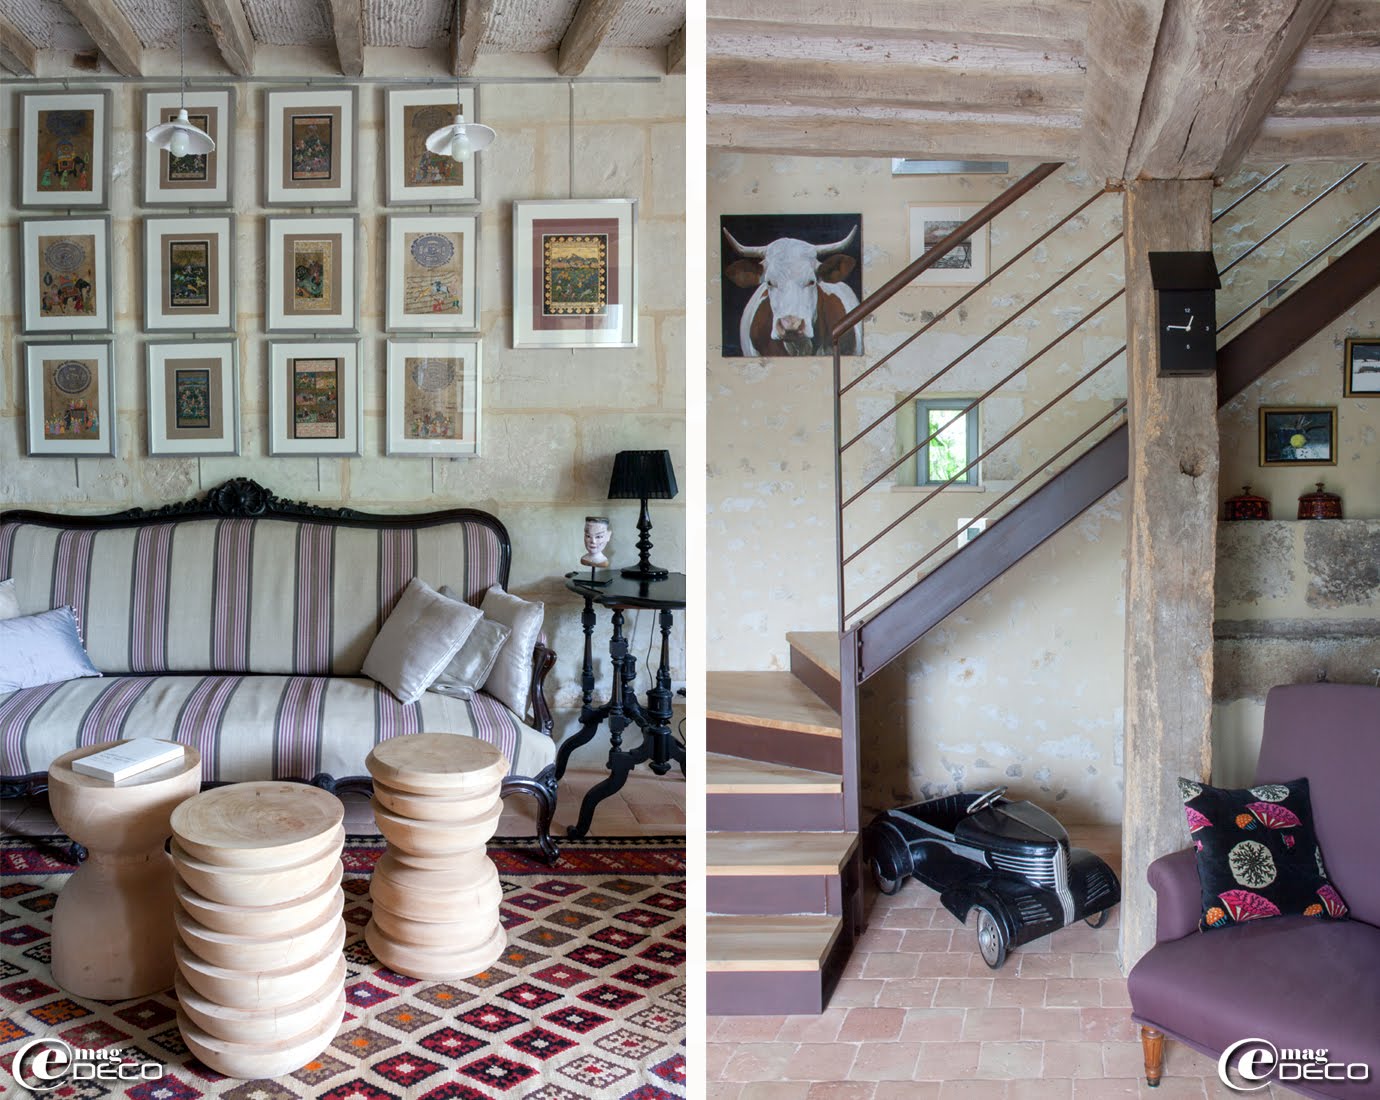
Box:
568 610 635 839
1141 1026 1165 1087
556 595 600 780
645 608 676 777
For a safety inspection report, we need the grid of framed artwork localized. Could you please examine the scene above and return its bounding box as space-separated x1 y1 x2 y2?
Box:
15 84 640 460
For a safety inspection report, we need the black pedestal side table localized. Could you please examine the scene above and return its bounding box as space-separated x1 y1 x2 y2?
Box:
555 572 686 838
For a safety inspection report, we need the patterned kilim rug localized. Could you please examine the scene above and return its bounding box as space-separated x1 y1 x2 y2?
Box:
0 835 686 1100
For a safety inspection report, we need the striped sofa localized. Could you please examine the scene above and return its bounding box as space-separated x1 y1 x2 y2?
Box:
0 478 560 860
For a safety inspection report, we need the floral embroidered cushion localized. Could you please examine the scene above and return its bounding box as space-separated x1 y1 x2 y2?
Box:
1180 777 1348 931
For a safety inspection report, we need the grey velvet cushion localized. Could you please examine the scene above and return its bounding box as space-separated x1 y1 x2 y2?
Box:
431 585 512 700
0 579 20 621
479 584 544 716
0 607 102 693
361 577 482 705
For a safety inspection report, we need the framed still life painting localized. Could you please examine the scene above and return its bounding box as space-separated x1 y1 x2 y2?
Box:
21 217 112 334
908 205 989 286
24 342 116 457
512 199 637 349
263 87 357 206
142 89 234 206
386 215 479 331
143 215 235 332
268 340 362 456
385 87 479 205
385 340 481 457
1258 406 1337 467
19 90 111 208
146 341 239 457
1344 337 1380 397
265 215 358 332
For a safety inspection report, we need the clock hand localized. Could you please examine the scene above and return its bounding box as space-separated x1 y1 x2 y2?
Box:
1166 316 1194 333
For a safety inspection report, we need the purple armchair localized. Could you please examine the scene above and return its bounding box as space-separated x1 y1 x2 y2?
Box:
1127 682 1380 1098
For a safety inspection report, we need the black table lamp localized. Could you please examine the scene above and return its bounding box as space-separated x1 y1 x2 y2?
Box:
607 449 678 581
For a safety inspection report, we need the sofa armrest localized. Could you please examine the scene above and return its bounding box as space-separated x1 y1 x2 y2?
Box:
527 642 556 735
1147 848 1202 943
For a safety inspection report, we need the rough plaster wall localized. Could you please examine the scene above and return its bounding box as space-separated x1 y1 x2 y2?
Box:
0 63 687 758
707 154 1130 824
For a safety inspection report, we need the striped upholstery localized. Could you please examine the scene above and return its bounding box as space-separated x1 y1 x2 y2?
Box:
0 516 506 676
0 675 554 783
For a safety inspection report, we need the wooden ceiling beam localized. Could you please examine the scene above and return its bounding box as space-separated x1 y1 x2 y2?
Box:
667 23 685 73
557 0 627 75
58 0 143 75
0 12 39 75
1275 48 1380 116
452 0 494 76
1311 0 1380 46
1079 0 1168 186
325 0 364 76
200 0 255 75
1247 114 1380 160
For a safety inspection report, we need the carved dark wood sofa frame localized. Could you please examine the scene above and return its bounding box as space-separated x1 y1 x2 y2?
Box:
0 478 561 863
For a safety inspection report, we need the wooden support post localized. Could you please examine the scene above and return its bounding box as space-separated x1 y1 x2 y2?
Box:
1120 179 1218 972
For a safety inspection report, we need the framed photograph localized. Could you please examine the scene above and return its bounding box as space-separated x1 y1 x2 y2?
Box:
21 217 112 334
143 215 235 332
512 199 637 349
268 340 361 456
141 88 234 206
719 212 863 357
386 215 479 332
265 215 358 332
263 87 357 206
1259 407 1338 467
385 87 479 205
18 90 111 208
908 205 989 286
24 342 116 456
385 339 481 457
1344 337 1380 397
146 341 239 456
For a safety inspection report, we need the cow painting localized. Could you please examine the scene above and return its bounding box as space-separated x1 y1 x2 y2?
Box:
719 214 863 357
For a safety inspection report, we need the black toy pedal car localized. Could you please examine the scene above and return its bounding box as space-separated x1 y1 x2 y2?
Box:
864 786 1120 968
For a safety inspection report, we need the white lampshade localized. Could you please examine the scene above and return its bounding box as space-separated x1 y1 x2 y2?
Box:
146 107 215 156
424 113 496 163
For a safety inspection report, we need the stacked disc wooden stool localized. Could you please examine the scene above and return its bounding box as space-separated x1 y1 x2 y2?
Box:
365 733 508 979
170 782 347 1079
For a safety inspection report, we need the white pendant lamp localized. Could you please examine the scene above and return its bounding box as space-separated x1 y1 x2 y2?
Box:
424 19 495 167
145 0 215 157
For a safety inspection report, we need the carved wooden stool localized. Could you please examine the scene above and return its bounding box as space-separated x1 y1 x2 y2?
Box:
170 782 346 1080
364 733 508 979
48 740 202 1000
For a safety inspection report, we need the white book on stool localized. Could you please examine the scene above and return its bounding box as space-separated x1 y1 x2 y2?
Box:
70 739 184 783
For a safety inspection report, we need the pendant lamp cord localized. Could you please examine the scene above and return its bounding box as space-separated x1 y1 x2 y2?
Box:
178 0 186 110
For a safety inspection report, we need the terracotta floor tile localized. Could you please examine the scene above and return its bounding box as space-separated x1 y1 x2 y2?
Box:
1019 1006 1082 1042
1074 1079 1139 1098
932 978 994 1008
830 980 885 1008
976 1041 1045 1079
860 952 922 980
782 1043 862 1082
899 929 956 954
740 1083 813 1100
1080 1008 1138 1044
722 1043 797 1083
856 928 905 953
939 1081 1008 1099
874 1082 942 1100
848 1041 923 1081
1102 1040 1150 1079
776 1013 847 1044
1070 953 1123 979
882 909 937 929
992 979 1049 1008
913 953 976 978
960 1008 1024 1040
913 1041 982 1080
898 1006 966 1042
1163 1042 1220 1078
805 1081 877 1100
723 1016 788 1043
1007 1080 1075 1099
1015 953 1073 979
1043 979 1103 1008
1137 1078 1209 1099
708 1041 734 1080
837 1008 906 1042
1041 1040 1107 1078
710 1083 745 1100
874 978 939 1009
1099 980 1132 1008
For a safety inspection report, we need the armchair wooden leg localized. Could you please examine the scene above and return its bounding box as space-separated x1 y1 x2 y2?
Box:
1140 1026 1165 1087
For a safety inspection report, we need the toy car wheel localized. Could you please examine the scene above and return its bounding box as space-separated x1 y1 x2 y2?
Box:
871 858 904 896
974 905 1008 969
1085 909 1110 929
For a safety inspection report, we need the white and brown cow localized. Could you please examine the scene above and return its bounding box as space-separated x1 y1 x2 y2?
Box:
723 226 862 357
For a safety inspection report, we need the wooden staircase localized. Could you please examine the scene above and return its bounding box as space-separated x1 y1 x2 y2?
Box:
705 634 861 1015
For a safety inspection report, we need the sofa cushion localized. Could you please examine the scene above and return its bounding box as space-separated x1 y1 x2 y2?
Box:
433 587 512 700
1181 777 1347 930
363 578 482 705
480 585 544 716
0 578 19 621
0 608 102 694
0 674 554 783
1129 916 1380 1092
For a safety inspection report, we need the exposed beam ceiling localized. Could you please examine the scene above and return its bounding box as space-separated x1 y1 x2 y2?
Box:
557 0 627 75
1079 0 1166 186
0 12 39 74
325 0 365 75
452 0 494 75
200 0 256 75
58 0 143 74
667 22 685 73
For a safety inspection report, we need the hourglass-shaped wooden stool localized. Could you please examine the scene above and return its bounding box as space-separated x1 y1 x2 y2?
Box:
47 740 202 1000
365 733 508 979
170 782 346 1080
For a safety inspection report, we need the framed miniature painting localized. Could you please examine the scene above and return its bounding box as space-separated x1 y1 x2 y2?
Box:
146 341 239 456
267 340 362 456
385 339 481 457
512 199 637 349
1344 338 1380 397
1259 407 1337 467
24 342 116 456
385 87 479 205
141 89 234 206
19 90 111 208
265 215 358 332
143 215 235 332
21 217 112 334
386 215 479 332
908 205 989 286
263 87 357 206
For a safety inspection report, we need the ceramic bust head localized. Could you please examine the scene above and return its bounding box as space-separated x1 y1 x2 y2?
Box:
581 516 611 567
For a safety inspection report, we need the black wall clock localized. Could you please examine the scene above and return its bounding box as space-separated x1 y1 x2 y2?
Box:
1148 251 1221 376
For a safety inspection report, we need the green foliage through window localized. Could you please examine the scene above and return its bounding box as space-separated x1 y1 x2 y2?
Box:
916 399 979 486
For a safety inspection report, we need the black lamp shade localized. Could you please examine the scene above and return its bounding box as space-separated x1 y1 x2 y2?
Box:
607 450 678 502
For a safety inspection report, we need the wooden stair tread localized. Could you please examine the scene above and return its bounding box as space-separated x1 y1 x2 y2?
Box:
707 832 857 875
706 753 841 794
707 915 842 972
706 672 842 737
785 631 841 683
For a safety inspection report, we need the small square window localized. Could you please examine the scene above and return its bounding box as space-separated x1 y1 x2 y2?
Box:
916 399 979 486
